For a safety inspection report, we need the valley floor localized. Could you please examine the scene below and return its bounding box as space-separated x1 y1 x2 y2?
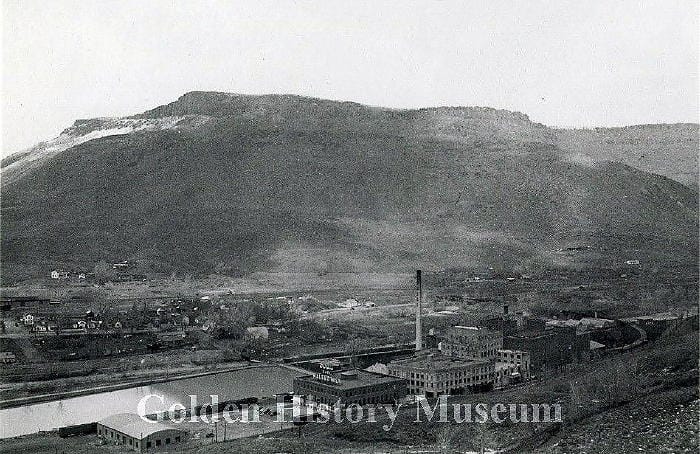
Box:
1 270 697 452
2 327 696 453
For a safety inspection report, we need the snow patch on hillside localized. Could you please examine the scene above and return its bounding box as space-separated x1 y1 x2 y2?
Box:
1 116 193 185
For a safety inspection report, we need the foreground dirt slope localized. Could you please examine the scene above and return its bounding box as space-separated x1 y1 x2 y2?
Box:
539 391 698 453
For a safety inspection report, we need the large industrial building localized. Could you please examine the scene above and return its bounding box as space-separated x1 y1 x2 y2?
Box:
497 349 530 375
384 270 541 397
504 324 590 375
441 325 503 359
293 368 408 406
97 413 189 452
494 349 531 386
384 271 507 396
387 353 494 396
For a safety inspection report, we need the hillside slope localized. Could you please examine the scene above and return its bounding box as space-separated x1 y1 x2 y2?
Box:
1 92 697 282
556 124 699 189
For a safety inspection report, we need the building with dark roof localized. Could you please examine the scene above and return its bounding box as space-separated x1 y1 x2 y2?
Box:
293 368 407 406
97 413 188 452
388 353 494 397
504 325 590 375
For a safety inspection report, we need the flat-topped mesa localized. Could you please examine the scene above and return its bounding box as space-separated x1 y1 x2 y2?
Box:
134 91 367 118
133 91 555 148
138 91 537 123
411 105 534 123
407 105 554 145
1 91 697 284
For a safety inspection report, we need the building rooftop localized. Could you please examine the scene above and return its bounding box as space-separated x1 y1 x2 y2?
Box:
590 340 606 350
99 413 186 439
296 369 404 390
389 353 490 370
498 349 529 355
622 312 690 322
495 362 520 372
506 325 576 339
449 325 500 334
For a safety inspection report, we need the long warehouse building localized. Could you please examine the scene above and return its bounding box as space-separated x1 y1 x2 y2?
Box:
97 413 189 452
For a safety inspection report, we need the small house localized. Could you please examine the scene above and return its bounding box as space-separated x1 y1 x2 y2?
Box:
246 326 270 340
112 261 131 270
0 352 17 364
338 298 361 309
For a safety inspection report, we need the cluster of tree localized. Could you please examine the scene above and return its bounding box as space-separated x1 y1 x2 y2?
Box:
207 298 332 348
285 318 327 342
209 299 295 339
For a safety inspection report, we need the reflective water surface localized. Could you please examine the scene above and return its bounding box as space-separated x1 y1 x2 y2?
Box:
0 365 301 438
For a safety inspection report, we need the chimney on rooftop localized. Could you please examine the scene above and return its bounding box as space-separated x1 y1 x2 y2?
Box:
415 270 423 351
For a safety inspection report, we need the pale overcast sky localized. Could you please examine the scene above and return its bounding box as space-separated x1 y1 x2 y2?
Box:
1 0 698 156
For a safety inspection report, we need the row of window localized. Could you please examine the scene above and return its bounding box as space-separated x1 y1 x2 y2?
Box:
446 335 501 342
299 382 395 397
410 373 492 389
97 427 181 449
403 366 492 380
311 393 397 406
443 344 500 358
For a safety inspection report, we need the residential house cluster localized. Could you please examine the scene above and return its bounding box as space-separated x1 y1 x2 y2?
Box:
20 310 115 334
115 298 213 334
50 270 94 280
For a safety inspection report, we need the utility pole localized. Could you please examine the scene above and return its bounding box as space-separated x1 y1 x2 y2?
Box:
479 424 485 454
415 270 423 351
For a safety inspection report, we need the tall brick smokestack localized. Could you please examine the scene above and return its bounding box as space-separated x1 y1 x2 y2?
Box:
415 270 422 351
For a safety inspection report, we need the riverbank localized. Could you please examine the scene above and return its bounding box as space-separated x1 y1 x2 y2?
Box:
0 361 274 410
